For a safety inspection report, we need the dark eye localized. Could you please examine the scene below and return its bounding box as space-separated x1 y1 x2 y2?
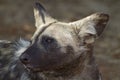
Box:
41 36 55 44
44 38 54 44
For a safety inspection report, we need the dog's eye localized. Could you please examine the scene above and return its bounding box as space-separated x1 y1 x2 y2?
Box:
45 38 54 44
41 36 55 44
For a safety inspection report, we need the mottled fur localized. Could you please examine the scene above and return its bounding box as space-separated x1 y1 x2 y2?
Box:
0 2 109 80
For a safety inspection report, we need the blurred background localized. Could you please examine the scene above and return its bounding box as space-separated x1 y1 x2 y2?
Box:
0 0 120 80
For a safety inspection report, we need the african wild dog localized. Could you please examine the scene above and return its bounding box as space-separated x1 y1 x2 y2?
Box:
19 2 109 80
0 2 109 80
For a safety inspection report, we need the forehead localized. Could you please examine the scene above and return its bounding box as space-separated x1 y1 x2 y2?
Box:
36 22 76 46
41 23 73 38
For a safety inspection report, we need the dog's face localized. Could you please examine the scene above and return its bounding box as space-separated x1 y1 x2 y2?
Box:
20 3 109 72
20 22 82 72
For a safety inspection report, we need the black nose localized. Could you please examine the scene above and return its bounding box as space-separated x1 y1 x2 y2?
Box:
20 53 30 64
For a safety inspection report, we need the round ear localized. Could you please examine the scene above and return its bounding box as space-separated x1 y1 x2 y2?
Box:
69 13 109 37
33 2 57 28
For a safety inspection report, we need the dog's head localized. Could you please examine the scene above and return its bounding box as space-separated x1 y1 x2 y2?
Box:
19 2 109 72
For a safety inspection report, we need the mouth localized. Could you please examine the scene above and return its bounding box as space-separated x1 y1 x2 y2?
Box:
24 64 43 72
24 64 61 73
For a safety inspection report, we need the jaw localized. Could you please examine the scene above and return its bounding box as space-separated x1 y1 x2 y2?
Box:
23 53 100 80
25 65 42 72
24 56 85 77
24 63 62 73
23 52 87 74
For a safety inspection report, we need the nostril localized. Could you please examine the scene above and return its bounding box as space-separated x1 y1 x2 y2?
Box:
22 58 28 63
20 54 30 64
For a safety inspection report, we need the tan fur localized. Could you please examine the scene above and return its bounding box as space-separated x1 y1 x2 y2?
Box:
19 2 109 80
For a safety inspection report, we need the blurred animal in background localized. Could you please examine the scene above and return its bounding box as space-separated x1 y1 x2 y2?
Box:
0 39 30 80
0 2 109 80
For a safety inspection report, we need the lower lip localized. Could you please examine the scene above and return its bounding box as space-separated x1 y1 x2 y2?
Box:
25 65 42 72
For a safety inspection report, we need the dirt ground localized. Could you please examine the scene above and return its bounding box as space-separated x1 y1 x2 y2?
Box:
0 0 120 80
